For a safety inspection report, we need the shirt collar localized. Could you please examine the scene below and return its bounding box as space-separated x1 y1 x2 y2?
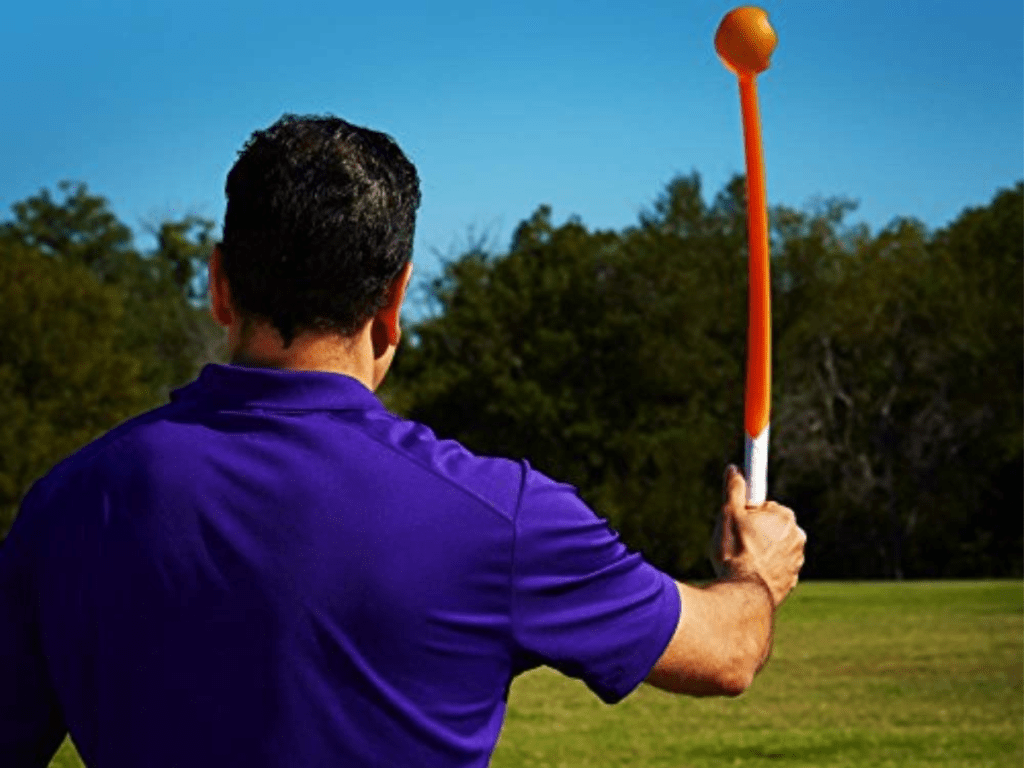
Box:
170 363 385 413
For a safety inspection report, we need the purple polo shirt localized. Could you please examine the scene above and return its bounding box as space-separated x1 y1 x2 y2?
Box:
0 363 680 767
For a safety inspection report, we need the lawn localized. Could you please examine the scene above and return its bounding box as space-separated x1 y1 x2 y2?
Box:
50 580 1022 767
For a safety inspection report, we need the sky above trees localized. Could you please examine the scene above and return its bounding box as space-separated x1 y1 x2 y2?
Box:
3 0 1021 313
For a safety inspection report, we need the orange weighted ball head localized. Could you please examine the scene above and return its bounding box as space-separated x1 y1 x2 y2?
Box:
715 6 777 75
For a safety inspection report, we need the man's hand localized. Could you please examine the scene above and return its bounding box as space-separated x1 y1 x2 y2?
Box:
646 466 806 697
711 465 806 607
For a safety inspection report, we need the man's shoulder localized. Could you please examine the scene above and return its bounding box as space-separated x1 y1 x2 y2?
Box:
355 410 528 522
26 401 183 507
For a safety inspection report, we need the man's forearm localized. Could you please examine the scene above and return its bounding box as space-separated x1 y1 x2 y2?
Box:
646 576 775 697
705 572 775 681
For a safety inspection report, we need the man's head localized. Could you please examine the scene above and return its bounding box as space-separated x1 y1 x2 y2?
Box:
209 114 420 387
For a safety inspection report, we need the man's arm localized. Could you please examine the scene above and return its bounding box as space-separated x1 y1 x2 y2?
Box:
645 466 805 697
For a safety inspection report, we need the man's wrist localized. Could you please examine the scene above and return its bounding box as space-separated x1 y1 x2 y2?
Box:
720 567 776 673
721 566 776 613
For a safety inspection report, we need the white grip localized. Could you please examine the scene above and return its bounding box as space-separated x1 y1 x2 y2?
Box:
744 425 769 506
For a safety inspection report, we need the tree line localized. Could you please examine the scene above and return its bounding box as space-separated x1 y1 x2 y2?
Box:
384 174 1023 579
2 175 1021 579
0 182 226 539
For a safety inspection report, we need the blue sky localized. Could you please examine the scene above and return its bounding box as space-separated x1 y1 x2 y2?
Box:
3 0 1021 312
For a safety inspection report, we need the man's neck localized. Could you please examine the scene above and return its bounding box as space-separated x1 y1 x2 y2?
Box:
228 346 375 389
230 351 286 370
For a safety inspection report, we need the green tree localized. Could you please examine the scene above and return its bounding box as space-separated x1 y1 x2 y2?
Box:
1 181 137 284
388 175 756 577
129 215 226 402
0 241 152 537
389 174 1023 579
922 182 1023 575
773 184 1023 577
2 183 227 406
147 215 217 307
0 183 227 538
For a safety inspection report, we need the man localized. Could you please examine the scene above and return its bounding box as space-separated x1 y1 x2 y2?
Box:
0 115 805 767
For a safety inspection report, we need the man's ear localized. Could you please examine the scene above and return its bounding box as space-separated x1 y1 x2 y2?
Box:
208 246 234 328
378 261 414 347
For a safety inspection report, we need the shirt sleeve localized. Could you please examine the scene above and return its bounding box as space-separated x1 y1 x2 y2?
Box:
509 462 681 704
0 484 67 766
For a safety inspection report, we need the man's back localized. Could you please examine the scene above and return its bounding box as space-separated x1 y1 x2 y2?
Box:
4 363 679 767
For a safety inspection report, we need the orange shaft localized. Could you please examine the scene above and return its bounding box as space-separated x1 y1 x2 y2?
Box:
739 73 771 438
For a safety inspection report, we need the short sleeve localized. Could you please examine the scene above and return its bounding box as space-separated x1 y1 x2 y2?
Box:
509 463 681 704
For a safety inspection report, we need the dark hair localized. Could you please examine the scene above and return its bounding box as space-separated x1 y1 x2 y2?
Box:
219 114 421 349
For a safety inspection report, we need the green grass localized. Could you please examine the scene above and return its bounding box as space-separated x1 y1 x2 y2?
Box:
50 581 1022 767
491 581 1023 767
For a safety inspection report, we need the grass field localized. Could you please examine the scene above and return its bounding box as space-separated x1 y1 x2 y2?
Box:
49 580 1022 767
